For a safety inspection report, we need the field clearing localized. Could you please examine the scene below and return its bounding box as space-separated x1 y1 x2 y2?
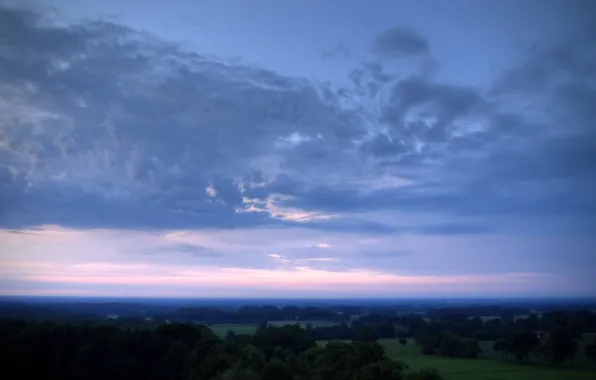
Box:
209 323 258 336
268 320 338 328
209 320 339 336
478 315 530 322
318 338 596 380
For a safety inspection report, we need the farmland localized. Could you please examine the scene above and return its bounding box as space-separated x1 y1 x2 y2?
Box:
317 337 596 379
268 320 338 328
209 322 596 377
209 320 338 336
376 338 596 380
208 323 259 336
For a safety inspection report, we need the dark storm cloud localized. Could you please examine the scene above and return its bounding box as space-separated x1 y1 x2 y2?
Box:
0 6 361 229
371 26 430 58
381 76 486 144
255 164 596 222
490 24 596 126
1 4 594 235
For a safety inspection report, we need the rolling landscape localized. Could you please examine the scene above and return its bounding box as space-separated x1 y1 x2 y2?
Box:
2 297 596 379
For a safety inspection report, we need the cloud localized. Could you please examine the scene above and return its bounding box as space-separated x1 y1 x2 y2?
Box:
2 223 595 296
142 243 224 258
321 43 351 60
0 260 561 297
0 6 362 230
371 26 430 58
0 4 594 243
362 251 410 258
242 26 596 230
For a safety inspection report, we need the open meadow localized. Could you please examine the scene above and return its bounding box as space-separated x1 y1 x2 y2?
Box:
208 323 259 336
208 323 596 378
268 320 339 328
209 320 339 336
318 338 596 380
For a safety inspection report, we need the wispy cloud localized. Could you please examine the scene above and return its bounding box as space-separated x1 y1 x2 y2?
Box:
1 260 557 297
363 251 411 258
141 243 224 258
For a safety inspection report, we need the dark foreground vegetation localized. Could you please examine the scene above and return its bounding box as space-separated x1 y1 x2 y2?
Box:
0 320 440 380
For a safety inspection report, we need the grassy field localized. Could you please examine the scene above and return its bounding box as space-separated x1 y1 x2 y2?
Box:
268 320 338 328
318 338 596 380
208 320 338 336
208 325 596 378
208 323 258 337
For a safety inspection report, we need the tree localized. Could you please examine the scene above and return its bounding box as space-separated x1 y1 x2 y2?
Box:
416 333 438 355
511 330 540 363
352 359 404 380
545 327 578 367
493 338 513 361
315 341 357 380
0 318 412 380
240 345 266 372
461 338 482 358
352 341 387 367
251 324 315 356
261 357 293 380
156 341 190 380
585 339 596 363
404 368 443 380
353 326 377 343
224 330 236 342
215 364 259 380
438 333 464 357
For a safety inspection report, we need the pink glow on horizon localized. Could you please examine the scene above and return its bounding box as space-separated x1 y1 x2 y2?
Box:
2 226 578 297
3 261 551 291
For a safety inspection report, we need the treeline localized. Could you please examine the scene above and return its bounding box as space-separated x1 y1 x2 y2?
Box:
0 303 351 325
167 305 349 324
307 309 596 364
0 319 441 380
0 301 180 320
427 305 528 318
310 309 596 342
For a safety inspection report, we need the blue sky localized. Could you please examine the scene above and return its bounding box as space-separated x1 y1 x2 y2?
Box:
1 0 595 298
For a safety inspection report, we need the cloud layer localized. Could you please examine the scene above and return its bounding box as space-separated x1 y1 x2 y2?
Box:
1 4 595 297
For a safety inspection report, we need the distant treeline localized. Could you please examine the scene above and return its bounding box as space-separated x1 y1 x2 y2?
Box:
3 299 595 326
426 305 529 318
310 309 596 340
167 305 349 324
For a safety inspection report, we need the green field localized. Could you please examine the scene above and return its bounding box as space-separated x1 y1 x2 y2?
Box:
208 325 596 378
209 320 340 336
268 320 338 328
209 323 259 337
318 338 596 380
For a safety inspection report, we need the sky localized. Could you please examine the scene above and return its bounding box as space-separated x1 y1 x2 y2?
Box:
0 0 595 298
